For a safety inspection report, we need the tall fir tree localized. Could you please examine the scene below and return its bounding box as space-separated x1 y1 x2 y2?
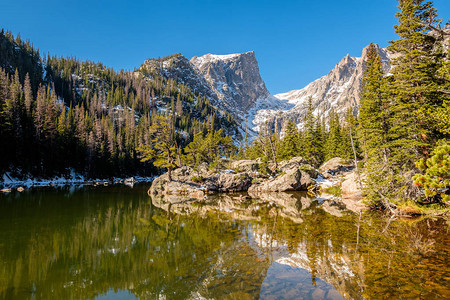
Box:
279 121 300 160
386 0 445 200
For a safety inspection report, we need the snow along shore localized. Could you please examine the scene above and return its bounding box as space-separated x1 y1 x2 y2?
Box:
1 171 155 190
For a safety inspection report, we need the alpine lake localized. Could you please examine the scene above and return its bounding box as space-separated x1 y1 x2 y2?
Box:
0 184 448 299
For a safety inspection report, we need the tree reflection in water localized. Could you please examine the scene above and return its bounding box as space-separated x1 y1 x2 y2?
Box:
0 186 448 299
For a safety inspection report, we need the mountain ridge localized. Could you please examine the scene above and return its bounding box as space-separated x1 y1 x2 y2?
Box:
137 44 392 135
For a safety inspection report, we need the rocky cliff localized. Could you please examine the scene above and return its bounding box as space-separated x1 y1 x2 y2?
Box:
263 44 392 131
138 44 394 135
138 51 290 134
139 54 219 102
190 51 290 131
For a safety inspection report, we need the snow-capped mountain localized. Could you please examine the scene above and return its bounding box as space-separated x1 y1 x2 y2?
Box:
190 51 290 132
263 44 392 131
137 44 392 136
138 51 290 134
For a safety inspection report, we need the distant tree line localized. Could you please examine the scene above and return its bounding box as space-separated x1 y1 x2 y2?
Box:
0 30 238 178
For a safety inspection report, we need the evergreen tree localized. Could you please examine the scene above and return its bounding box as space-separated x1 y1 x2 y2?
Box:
357 43 394 202
388 0 437 161
137 115 178 181
23 73 33 117
340 108 358 160
413 141 450 204
325 110 342 160
302 97 321 165
385 0 446 200
278 121 300 160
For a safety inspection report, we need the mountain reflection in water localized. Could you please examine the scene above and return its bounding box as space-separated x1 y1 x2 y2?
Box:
0 185 448 299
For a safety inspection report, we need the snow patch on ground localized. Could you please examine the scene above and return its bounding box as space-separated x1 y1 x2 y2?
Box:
0 171 155 190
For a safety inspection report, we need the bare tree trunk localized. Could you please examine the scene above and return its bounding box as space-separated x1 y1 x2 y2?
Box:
267 126 278 170
350 127 362 190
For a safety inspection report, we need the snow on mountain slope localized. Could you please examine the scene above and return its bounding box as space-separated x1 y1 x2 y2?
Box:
136 44 392 138
190 51 291 133
267 44 392 130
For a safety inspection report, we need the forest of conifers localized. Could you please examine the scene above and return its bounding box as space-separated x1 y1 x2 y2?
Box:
0 0 449 209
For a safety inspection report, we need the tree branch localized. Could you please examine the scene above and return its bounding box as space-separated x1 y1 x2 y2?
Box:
438 89 450 95
418 20 450 36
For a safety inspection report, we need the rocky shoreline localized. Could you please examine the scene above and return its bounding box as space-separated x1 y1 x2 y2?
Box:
0 172 155 193
149 156 367 213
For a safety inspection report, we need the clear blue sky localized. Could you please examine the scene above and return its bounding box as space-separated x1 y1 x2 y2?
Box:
1 0 449 94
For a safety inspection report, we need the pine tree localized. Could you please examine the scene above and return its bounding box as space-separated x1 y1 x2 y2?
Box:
386 0 444 200
325 110 341 160
388 0 441 160
279 121 300 160
357 43 394 202
137 115 178 181
413 141 450 204
340 108 357 160
302 97 321 165
23 73 33 117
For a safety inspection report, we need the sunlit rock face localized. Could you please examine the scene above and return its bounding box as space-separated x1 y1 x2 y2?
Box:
139 51 290 134
262 44 391 132
191 52 270 113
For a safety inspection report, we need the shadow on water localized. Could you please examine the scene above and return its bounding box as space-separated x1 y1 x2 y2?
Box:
0 186 448 299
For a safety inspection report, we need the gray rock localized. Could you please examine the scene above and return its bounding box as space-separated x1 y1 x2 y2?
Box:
248 168 313 192
231 159 261 173
149 165 252 195
217 173 252 192
337 170 368 213
279 156 318 178
319 157 353 178
341 171 362 199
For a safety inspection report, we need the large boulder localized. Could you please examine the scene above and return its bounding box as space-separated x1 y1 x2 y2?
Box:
248 168 314 192
319 157 354 178
230 159 261 173
338 170 368 213
217 173 252 192
149 165 252 196
341 171 362 199
278 156 319 178
149 170 205 199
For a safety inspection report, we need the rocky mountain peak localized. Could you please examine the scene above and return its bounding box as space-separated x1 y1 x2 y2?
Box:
139 53 219 102
136 51 289 135
190 51 291 133
190 51 271 113
253 44 392 132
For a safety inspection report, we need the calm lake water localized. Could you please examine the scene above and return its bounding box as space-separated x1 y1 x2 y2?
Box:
0 185 448 299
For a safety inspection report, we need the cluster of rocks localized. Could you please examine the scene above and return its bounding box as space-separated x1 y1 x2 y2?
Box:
149 156 366 212
149 156 317 198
